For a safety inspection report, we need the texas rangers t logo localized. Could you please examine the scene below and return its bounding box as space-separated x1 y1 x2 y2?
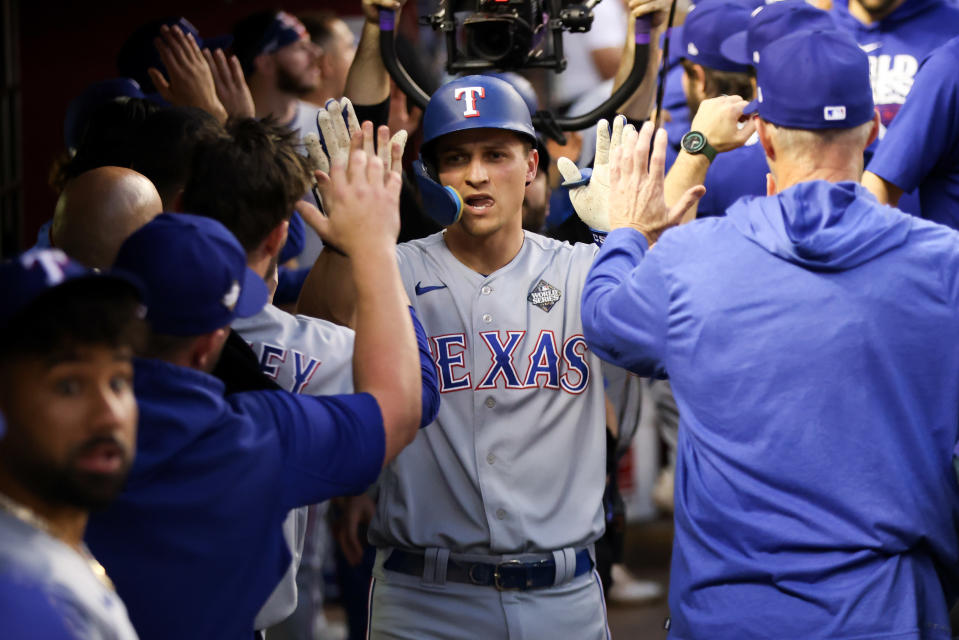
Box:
454 87 486 118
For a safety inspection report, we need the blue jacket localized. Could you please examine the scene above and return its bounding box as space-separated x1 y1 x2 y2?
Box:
87 310 440 640
582 181 959 638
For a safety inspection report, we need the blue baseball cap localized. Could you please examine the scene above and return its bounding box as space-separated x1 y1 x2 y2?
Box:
720 0 838 67
422 75 536 148
63 78 148 151
113 213 268 336
744 30 874 130
681 2 753 73
118 17 233 94
0 248 143 333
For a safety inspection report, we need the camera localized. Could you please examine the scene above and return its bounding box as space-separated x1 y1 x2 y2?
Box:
423 0 597 72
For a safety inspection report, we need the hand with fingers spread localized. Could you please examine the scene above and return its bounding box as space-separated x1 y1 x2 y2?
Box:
609 122 705 245
203 47 255 119
362 0 404 22
149 24 228 123
311 148 403 257
556 114 628 232
688 95 757 154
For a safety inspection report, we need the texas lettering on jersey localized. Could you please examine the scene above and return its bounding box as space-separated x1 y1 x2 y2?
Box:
429 330 591 395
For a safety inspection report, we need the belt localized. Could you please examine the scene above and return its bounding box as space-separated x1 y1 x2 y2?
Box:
383 548 593 591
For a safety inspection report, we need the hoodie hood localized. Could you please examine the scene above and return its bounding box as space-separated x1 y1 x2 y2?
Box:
727 181 912 271
833 0 945 29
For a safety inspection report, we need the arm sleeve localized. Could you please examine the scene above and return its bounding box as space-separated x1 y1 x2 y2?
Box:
581 227 669 377
234 391 386 510
353 97 390 130
410 305 441 427
867 43 959 192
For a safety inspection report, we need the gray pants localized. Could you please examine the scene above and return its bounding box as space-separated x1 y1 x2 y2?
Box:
368 549 610 640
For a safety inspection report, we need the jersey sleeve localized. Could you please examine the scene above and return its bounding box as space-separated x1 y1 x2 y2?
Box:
411 306 441 427
581 227 669 377
867 39 959 193
231 391 385 510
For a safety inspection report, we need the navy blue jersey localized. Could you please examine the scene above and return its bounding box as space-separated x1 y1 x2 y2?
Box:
86 359 386 640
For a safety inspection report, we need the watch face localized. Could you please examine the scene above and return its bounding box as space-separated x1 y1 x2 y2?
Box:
682 131 706 154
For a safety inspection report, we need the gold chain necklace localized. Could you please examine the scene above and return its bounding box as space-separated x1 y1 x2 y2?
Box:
0 491 115 591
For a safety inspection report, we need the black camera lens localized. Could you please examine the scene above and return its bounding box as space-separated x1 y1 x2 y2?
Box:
464 15 532 67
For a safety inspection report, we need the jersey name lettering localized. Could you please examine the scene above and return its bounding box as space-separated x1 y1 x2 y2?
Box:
258 343 322 393
430 331 590 394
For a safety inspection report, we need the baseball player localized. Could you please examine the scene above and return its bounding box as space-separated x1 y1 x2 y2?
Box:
863 35 959 228
0 248 146 639
299 75 615 639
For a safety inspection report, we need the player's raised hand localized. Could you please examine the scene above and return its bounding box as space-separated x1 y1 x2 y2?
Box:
149 24 228 123
608 121 704 245
311 148 402 256
690 95 756 153
203 47 255 119
556 114 628 232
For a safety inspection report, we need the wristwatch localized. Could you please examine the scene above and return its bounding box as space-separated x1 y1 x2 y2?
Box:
680 131 717 163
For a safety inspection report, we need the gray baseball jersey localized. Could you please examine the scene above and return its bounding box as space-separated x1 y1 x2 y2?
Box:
232 303 355 629
369 230 607 554
0 510 139 639
233 303 355 396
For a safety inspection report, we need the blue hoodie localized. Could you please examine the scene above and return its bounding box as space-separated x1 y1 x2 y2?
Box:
582 181 959 639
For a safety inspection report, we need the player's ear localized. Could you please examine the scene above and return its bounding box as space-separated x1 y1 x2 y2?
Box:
262 220 290 261
865 109 881 149
756 118 775 162
525 147 539 186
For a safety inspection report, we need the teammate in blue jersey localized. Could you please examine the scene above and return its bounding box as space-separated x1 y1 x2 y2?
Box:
864 35 959 228
0 248 146 640
85 161 439 639
580 30 959 638
833 0 959 215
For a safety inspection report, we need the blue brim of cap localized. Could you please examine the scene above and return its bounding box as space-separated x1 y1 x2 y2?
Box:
234 266 270 319
720 31 751 67
743 98 759 116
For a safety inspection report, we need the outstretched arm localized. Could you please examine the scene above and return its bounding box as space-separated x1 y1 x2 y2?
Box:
344 0 403 106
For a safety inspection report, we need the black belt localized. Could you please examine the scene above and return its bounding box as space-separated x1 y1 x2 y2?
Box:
383 548 593 591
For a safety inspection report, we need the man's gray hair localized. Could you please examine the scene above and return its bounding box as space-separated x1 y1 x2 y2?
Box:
764 119 874 173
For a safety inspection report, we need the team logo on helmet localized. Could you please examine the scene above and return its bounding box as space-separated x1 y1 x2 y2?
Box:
454 86 486 118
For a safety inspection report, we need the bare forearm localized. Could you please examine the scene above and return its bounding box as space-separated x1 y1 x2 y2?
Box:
296 250 356 327
862 170 903 206
345 20 390 106
665 151 710 223
350 248 420 462
612 23 663 121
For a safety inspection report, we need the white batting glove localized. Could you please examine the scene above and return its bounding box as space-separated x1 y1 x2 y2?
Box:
557 114 628 233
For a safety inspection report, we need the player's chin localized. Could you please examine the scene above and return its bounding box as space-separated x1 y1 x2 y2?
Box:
63 466 133 511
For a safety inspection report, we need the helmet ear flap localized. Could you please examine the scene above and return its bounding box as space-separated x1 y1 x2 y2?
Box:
413 158 464 227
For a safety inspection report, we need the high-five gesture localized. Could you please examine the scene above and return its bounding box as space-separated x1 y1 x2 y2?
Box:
609 122 705 245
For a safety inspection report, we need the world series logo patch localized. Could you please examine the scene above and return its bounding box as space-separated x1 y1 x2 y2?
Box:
527 280 561 312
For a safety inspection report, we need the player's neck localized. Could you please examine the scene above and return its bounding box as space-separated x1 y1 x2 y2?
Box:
847 0 907 24
251 80 299 124
0 479 88 552
444 226 525 276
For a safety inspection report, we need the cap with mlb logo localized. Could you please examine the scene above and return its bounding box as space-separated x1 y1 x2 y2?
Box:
113 213 268 337
743 29 874 130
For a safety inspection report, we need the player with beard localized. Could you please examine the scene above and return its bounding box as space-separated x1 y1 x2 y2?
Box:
0 248 146 639
232 10 323 136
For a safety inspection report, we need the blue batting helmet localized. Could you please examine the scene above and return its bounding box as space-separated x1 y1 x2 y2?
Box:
422 75 536 148
416 75 537 227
